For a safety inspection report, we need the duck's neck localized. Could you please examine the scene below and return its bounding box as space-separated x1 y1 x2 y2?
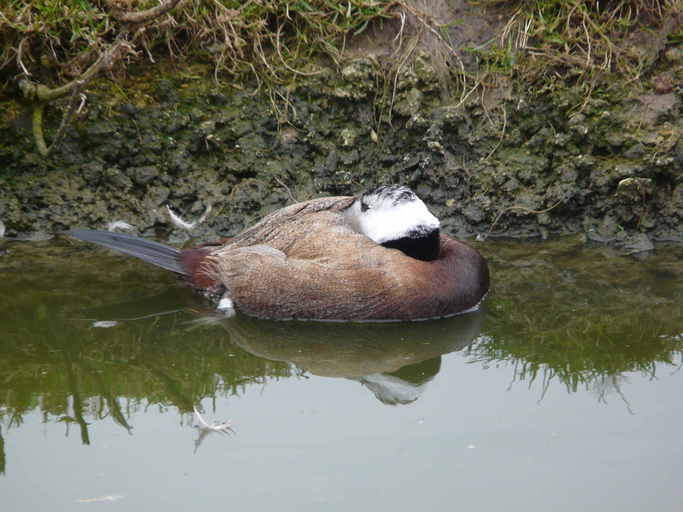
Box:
381 229 440 262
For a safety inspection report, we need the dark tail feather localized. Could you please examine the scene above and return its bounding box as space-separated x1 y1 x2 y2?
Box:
67 229 185 275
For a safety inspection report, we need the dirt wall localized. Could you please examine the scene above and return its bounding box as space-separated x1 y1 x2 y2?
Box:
1 52 681 250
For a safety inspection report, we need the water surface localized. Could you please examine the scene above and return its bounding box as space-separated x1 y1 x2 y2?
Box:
1 236 681 511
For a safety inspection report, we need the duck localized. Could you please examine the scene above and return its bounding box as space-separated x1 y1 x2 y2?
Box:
67 185 489 321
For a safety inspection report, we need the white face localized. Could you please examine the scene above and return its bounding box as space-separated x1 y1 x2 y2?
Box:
345 186 440 244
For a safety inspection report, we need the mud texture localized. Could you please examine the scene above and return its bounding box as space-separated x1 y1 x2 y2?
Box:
1 53 681 249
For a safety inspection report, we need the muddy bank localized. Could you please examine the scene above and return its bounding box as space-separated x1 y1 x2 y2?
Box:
1 55 681 249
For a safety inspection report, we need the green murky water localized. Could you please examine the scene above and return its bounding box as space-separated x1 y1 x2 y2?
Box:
1 236 681 511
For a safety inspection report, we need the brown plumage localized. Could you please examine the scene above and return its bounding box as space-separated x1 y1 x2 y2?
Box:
68 190 489 321
195 196 488 320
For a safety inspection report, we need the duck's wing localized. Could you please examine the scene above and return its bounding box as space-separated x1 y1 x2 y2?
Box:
209 242 403 320
226 196 356 249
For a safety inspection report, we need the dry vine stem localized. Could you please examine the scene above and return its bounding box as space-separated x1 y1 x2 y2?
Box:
485 199 565 239
17 0 182 156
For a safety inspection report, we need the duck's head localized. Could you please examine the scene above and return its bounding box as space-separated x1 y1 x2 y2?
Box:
346 185 440 262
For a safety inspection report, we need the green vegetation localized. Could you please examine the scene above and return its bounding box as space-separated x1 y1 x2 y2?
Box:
0 0 395 87
1 0 679 156
476 0 680 103
1 0 398 154
3 0 678 92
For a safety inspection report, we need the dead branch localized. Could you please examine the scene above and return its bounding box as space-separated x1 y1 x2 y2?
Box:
111 0 182 24
18 35 128 104
485 199 565 239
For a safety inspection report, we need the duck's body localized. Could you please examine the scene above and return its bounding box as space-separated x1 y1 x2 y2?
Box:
69 187 489 321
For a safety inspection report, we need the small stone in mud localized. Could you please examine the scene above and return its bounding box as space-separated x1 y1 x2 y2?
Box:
278 127 299 145
587 215 620 243
537 213 551 226
341 149 359 165
664 47 681 63
154 79 178 102
130 165 160 186
208 92 229 105
618 233 654 254
104 168 133 189
624 143 646 160
463 204 485 223
339 127 357 147
653 72 674 94
119 103 139 117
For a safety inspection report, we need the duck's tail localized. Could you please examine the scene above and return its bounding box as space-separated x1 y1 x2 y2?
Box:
67 229 185 275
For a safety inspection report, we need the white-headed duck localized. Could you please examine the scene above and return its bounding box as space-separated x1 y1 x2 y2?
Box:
68 185 489 321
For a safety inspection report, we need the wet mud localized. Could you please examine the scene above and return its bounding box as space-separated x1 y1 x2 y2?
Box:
1 55 681 248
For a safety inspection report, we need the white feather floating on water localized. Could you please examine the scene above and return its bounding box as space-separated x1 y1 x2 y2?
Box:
106 220 134 232
193 407 233 434
192 406 234 454
166 204 212 232
76 495 123 503
92 320 118 328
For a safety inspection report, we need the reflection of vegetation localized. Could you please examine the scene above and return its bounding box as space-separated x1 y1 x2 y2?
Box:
472 305 681 396
0 240 485 441
469 239 683 396
0 426 5 475
0 241 294 438
1 238 682 440
0 310 292 432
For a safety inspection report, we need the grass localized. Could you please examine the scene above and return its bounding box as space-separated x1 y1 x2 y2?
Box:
0 0 396 88
1 0 679 147
3 0 678 91
0 0 400 153
474 0 679 106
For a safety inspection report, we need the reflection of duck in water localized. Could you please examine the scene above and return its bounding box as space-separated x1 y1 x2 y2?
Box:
357 358 442 405
68 185 489 321
79 288 484 405
220 311 484 404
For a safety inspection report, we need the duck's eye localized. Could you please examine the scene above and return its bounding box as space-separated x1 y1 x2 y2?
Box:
360 201 370 212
